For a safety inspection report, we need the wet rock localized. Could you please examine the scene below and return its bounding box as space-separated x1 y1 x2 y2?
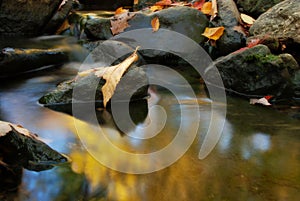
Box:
0 120 69 171
78 0 133 10
43 0 77 34
235 0 284 18
249 0 300 44
0 0 63 35
0 47 69 78
39 64 149 112
134 0 158 10
205 45 296 97
211 0 245 56
85 6 209 43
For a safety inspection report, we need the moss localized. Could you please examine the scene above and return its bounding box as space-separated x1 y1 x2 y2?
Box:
245 53 279 64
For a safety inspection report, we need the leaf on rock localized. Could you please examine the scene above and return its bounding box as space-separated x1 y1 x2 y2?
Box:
250 97 272 106
155 0 172 6
150 5 164 12
192 0 206 10
210 0 218 21
115 7 129 15
202 26 225 41
134 0 139 5
151 17 160 32
110 12 136 35
241 13 255 25
201 2 212 14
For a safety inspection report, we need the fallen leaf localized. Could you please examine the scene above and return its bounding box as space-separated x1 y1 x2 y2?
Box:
155 0 172 6
170 2 191 6
115 7 129 15
150 5 164 12
250 97 272 106
202 26 225 40
233 25 246 36
151 17 160 32
210 0 218 21
110 12 136 35
241 13 255 25
201 2 212 14
192 0 206 10
77 47 140 107
56 19 70 34
58 0 68 10
134 0 139 5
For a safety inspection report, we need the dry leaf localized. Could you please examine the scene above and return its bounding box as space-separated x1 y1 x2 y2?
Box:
210 0 218 21
134 0 139 5
155 0 172 6
192 0 206 10
110 12 136 35
115 7 129 15
241 13 255 25
151 17 160 32
78 47 140 107
202 26 225 40
56 19 70 34
250 97 272 106
150 5 164 12
201 2 212 14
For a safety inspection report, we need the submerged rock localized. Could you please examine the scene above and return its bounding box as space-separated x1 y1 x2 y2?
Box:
0 120 69 171
85 6 209 43
0 0 64 35
0 47 69 78
205 45 298 97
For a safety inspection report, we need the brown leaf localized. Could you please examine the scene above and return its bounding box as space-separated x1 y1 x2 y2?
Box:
191 0 206 10
110 12 136 35
202 26 225 41
241 13 255 25
210 0 218 21
56 19 70 34
233 25 246 36
155 0 172 6
151 17 160 32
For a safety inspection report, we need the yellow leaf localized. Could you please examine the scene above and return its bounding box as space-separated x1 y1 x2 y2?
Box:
115 7 129 15
201 2 212 14
150 5 163 12
241 13 255 25
110 12 136 35
202 26 225 41
151 17 160 32
210 0 218 21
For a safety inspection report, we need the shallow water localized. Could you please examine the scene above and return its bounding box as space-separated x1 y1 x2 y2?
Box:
0 37 300 201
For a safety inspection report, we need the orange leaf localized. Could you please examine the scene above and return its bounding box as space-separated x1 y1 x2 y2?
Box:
151 17 160 32
115 7 129 15
210 0 218 21
155 0 172 6
192 0 205 10
202 26 225 40
150 5 163 12
201 2 212 14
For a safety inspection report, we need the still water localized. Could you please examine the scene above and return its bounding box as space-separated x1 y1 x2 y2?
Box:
0 37 299 201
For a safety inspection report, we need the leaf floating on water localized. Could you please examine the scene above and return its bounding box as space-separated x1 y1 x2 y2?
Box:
110 12 136 35
151 17 160 32
202 26 225 40
241 13 255 25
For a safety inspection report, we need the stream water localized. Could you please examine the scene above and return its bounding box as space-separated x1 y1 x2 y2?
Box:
0 36 299 201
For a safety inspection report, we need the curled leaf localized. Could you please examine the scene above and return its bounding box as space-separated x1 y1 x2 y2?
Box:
210 0 218 21
151 17 160 32
201 2 212 14
150 5 164 12
241 13 255 25
115 7 129 15
202 26 225 41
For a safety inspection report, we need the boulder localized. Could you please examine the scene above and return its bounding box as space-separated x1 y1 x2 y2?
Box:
235 0 284 18
85 6 209 44
205 45 298 97
0 0 63 35
210 0 245 56
249 0 300 44
0 120 69 171
0 47 69 78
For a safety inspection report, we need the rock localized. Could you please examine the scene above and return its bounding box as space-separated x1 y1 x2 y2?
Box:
0 47 69 78
43 0 77 34
249 0 300 44
134 0 158 10
235 0 284 18
39 64 149 112
211 0 246 56
205 45 295 97
0 0 63 35
85 6 209 43
78 0 133 10
0 120 69 171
